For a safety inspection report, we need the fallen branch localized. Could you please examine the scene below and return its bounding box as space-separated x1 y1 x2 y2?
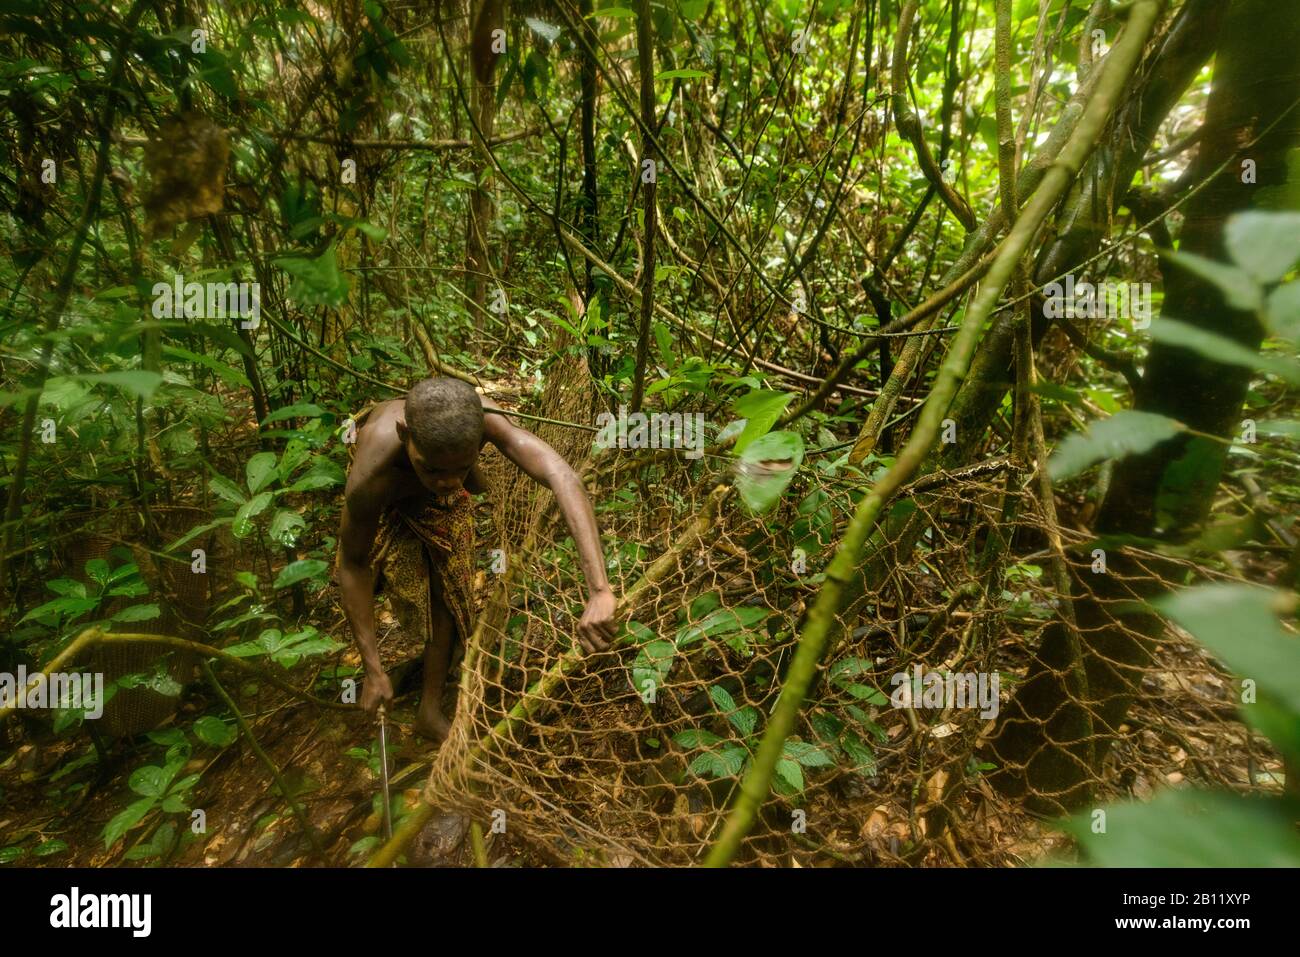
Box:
0 628 353 730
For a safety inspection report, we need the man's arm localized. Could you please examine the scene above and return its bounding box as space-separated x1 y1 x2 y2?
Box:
483 403 617 652
337 488 392 712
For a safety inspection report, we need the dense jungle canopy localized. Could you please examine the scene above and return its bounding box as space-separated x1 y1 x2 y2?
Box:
1 0 1299 869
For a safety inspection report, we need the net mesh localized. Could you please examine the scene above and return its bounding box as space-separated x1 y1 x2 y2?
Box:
414 360 1269 867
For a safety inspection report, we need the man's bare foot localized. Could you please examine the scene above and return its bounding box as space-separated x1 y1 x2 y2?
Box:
414 703 453 742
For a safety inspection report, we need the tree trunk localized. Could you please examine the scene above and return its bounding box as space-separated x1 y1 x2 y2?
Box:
629 0 657 413
465 0 504 327
986 0 1300 812
578 0 599 302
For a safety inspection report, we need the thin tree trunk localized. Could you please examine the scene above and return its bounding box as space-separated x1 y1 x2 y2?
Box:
465 0 503 328
629 0 657 414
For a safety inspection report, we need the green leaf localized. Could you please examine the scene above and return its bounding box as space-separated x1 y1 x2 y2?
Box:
828 656 874 683
631 638 676 696
688 744 748 779
81 370 164 399
286 457 345 492
261 403 327 426
102 797 155 850
19 595 99 624
275 245 349 308
232 491 274 538
1155 584 1300 714
707 684 758 736
1258 419 1300 438
675 606 768 647
128 764 172 798
1064 789 1300 867
687 592 721 621
1266 281 1300 343
774 758 804 793
110 603 161 623
736 430 804 514
85 558 110 585
841 732 877 777
1224 211 1300 284
269 509 306 546
147 727 187 749
1162 249 1262 311
1148 319 1300 385
187 321 255 358
1048 411 1185 481
672 729 722 748
731 389 793 454
273 559 329 590
245 452 279 494
709 683 738 714
46 578 86 598
193 716 236 747
657 68 710 80
208 473 248 506
33 839 68 857
782 740 835 768
161 346 250 388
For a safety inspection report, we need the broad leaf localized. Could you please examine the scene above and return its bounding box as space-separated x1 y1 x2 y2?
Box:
1149 319 1300 385
269 509 306 546
731 389 793 454
1048 411 1184 481
631 638 676 697
102 797 155 850
208 474 247 506
81 370 164 399
1225 211 1300 284
675 606 768 647
1065 789 1300 867
273 559 329 590
261 403 327 426
735 430 804 513
245 452 279 494
1162 249 1262 311
1156 584 1300 714
232 491 274 537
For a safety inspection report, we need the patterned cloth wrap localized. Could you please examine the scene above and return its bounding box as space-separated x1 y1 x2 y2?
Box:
345 404 478 667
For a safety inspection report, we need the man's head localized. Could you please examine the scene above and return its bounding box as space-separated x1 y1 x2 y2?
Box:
395 377 484 495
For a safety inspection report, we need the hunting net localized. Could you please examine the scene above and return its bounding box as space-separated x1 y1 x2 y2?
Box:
417 353 1270 867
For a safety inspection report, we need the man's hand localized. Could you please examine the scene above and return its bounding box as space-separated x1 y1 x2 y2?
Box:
577 588 618 653
361 669 394 714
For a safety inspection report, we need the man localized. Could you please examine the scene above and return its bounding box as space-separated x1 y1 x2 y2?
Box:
337 377 617 740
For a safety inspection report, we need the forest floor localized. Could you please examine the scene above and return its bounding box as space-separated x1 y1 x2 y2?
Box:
0 579 1276 867
0 380 1287 868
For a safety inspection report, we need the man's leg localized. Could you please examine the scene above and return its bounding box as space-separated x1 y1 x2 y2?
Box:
414 577 456 742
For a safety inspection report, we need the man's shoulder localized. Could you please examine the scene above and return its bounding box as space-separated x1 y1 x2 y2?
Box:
346 403 402 507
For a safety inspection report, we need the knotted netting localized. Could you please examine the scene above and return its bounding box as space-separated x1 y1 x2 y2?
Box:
415 354 1270 867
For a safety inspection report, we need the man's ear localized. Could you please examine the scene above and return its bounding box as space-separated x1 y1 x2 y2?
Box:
395 418 410 445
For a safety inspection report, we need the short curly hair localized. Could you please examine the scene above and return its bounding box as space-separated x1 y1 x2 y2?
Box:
404 377 484 454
